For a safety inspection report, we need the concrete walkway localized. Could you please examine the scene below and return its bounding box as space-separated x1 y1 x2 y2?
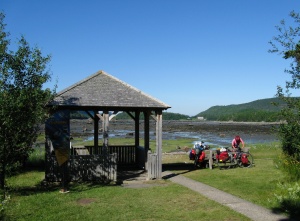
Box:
162 171 290 221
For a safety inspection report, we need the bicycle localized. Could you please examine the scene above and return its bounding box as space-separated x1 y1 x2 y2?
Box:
215 147 253 169
189 142 209 169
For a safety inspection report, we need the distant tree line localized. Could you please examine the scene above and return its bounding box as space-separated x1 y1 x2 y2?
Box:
114 112 190 120
196 97 286 122
69 98 287 122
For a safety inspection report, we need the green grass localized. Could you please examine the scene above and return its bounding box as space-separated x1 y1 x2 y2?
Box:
3 139 288 220
163 142 285 209
4 171 250 221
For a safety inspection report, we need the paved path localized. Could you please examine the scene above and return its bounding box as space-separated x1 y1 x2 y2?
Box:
162 171 289 221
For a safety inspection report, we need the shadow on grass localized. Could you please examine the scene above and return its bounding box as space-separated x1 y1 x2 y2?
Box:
7 166 119 197
8 180 118 197
162 162 203 177
272 200 300 221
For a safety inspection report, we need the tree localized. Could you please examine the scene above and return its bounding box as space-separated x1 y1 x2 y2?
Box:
269 11 300 179
0 12 54 189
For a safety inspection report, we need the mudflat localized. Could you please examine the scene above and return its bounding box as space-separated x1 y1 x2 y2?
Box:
71 119 278 136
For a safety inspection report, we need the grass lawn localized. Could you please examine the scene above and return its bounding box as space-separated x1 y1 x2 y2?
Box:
163 142 285 209
2 139 286 220
4 170 250 221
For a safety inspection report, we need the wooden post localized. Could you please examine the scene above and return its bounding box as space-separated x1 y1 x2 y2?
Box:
135 111 140 148
94 111 99 154
102 111 109 155
156 110 162 179
209 150 213 169
144 111 150 170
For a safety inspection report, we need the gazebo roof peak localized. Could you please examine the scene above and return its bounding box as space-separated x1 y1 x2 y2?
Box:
49 70 171 111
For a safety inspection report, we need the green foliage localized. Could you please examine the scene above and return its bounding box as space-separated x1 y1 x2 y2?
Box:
0 12 53 189
275 153 300 181
269 10 300 180
25 147 45 168
0 193 10 219
161 112 190 120
70 110 89 119
273 182 300 218
196 98 284 122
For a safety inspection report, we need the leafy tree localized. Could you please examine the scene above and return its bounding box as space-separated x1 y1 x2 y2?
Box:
0 12 54 189
269 11 300 178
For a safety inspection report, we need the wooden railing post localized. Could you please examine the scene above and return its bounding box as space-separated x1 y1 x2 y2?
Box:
209 150 213 169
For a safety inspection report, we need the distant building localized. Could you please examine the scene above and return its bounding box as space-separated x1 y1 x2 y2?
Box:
197 117 204 120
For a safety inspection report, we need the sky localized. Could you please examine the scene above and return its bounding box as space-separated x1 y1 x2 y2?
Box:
1 0 300 116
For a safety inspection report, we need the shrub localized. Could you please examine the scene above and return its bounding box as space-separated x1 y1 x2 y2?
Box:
273 182 300 218
275 153 300 181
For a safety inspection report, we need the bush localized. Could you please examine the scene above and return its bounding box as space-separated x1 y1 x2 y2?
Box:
0 193 10 219
275 153 300 181
25 147 45 168
273 182 300 218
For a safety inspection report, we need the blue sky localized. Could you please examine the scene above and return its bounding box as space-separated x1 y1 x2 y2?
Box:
1 0 300 116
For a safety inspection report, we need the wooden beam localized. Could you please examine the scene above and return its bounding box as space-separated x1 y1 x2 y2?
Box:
85 111 94 119
126 111 135 120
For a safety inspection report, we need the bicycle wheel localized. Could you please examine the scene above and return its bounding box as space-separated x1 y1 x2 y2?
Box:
238 152 253 168
217 159 231 170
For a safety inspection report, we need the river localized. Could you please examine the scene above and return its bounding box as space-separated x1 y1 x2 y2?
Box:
72 120 280 147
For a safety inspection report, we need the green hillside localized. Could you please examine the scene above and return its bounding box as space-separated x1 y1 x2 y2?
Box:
70 97 288 122
195 97 286 122
115 112 190 120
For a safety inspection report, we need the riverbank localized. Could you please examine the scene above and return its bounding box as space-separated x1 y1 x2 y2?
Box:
70 119 279 146
71 119 279 133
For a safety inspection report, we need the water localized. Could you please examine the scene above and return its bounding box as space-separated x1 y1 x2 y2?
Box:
83 129 279 147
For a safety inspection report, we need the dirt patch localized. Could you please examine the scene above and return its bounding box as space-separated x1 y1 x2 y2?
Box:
77 198 97 205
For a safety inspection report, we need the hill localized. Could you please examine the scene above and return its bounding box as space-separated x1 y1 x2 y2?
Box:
115 111 190 120
69 97 287 122
195 97 285 122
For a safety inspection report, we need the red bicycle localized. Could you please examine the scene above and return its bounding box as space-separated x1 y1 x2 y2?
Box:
215 147 253 169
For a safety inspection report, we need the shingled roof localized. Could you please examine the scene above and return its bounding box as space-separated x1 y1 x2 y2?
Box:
48 70 171 111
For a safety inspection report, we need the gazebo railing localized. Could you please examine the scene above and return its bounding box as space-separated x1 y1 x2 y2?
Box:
45 144 146 182
71 145 137 166
45 153 117 182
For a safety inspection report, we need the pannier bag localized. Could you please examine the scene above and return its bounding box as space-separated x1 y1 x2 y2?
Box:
216 147 229 162
198 151 205 162
241 153 249 164
219 151 229 162
189 149 205 162
189 149 196 160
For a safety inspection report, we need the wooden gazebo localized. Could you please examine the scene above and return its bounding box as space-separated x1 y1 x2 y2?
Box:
45 70 171 183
